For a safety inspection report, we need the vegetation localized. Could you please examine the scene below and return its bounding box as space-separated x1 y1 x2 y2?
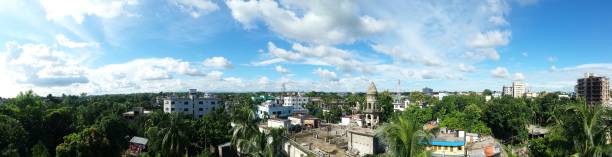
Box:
377 111 435 157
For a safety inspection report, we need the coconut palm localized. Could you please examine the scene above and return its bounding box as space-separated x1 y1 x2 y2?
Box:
377 111 435 157
230 106 288 157
145 113 190 157
566 104 611 157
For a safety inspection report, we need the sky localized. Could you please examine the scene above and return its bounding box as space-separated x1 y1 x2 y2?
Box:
1 0 612 97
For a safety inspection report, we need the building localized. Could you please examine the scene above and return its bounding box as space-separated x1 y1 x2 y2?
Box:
502 82 527 98
127 136 148 156
434 92 448 101
575 73 611 105
428 133 466 157
347 128 382 156
502 86 513 97
163 89 221 119
363 82 380 128
267 118 291 129
256 95 309 119
122 107 152 120
423 87 434 96
512 82 526 98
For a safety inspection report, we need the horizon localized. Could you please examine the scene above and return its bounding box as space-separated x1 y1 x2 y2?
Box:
1 0 612 97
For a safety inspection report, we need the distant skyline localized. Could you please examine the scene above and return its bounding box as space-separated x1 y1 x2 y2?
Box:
1 0 612 97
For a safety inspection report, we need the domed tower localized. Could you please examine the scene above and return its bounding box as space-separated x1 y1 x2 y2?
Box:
365 82 380 127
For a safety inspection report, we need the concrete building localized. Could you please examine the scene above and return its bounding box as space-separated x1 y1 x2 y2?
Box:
502 86 513 96
163 89 221 119
428 134 466 157
256 95 309 119
267 118 291 129
512 82 526 98
347 128 382 156
575 73 611 105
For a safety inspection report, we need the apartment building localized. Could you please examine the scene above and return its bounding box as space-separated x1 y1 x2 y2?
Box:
163 89 221 119
575 73 611 105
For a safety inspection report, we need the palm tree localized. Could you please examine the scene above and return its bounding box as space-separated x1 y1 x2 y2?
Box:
145 113 190 157
377 112 435 157
230 106 288 157
566 104 610 157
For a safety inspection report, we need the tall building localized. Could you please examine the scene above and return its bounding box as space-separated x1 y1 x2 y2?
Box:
512 82 526 98
163 89 221 119
502 86 513 96
575 73 610 105
502 82 526 98
364 82 380 127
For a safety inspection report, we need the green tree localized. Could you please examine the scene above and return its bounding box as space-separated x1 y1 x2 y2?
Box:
482 89 493 96
377 112 435 157
31 141 50 157
55 127 113 157
482 97 531 144
0 115 27 156
145 113 191 157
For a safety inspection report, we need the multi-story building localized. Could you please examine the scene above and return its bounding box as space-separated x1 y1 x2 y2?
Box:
512 82 526 98
163 89 221 119
502 86 513 97
502 82 527 98
575 73 611 105
256 95 309 119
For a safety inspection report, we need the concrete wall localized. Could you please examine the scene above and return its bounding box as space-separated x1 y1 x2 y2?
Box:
348 132 375 155
284 142 310 157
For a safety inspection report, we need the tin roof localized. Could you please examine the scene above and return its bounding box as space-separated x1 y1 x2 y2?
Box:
130 136 149 145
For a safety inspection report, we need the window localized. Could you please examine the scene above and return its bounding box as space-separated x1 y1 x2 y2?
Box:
171 108 175 111
171 101 175 104
199 108 203 111
184 101 188 105
184 108 188 111
199 101 203 104
444 146 448 150
211 101 216 104
199 115 203 118
458 147 462 150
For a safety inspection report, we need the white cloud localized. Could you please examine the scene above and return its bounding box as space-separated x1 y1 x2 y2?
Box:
55 34 99 48
0 42 89 87
313 68 338 81
39 0 138 24
469 30 511 48
491 67 509 79
275 65 289 74
489 16 509 26
206 70 223 80
458 63 476 72
547 56 557 62
202 56 232 69
173 0 219 18
226 0 387 45
256 42 373 73
513 72 525 81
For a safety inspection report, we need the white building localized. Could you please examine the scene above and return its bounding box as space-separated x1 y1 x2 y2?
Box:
512 82 526 98
435 92 448 101
163 89 221 119
267 119 291 129
257 96 309 119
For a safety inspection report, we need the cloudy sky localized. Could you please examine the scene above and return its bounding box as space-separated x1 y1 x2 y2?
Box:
0 0 611 97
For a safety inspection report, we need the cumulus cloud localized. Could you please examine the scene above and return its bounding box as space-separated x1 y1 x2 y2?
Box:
39 0 138 24
255 42 373 73
458 63 476 72
513 72 525 81
206 70 223 80
173 0 219 18
226 0 387 45
313 68 338 81
55 34 99 48
203 56 232 69
0 42 89 87
275 65 289 74
491 67 510 79
469 30 511 48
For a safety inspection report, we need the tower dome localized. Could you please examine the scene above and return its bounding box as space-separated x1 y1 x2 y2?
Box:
367 82 377 95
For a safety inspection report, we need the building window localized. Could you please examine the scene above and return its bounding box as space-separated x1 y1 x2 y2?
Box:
444 146 448 150
171 101 175 104
184 108 188 111
458 147 462 150
184 101 188 105
211 101 216 104
171 108 175 111
199 101 203 104
199 115 203 118
199 108 203 111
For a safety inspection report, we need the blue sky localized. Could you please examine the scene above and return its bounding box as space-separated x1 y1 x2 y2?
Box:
0 0 611 97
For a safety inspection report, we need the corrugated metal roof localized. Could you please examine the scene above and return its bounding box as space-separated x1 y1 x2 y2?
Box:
130 136 149 145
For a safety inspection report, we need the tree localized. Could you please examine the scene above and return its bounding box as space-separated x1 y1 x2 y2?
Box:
31 141 50 157
557 103 611 156
0 115 27 156
377 112 435 157
378 91 394 122
145 113 191 157
482 97 531 144
482 89 493 96
42 107 75 156
55 127 113 157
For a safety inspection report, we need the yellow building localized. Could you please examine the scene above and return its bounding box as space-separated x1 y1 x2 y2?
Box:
427 135 466 157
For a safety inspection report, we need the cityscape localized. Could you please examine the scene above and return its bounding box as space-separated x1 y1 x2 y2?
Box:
0 0 611 157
